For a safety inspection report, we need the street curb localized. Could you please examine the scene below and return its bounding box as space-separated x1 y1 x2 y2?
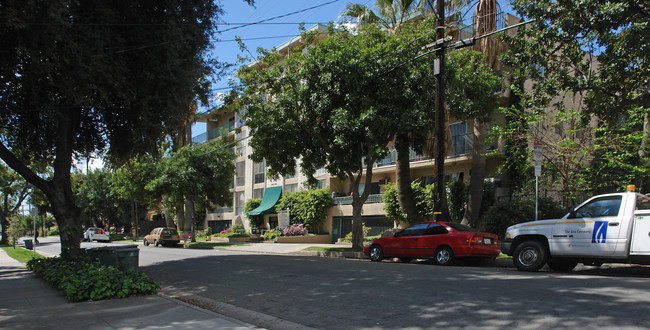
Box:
165 293 317 330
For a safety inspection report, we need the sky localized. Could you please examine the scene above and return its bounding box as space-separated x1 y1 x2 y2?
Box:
192 0 369 136
188 0 515 136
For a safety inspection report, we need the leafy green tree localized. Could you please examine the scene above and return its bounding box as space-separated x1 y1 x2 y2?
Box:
238 24 416 249
341 0 473 223
147 140 236 234
0 164 31 244
112 155 165 233
74 169 132 232
0 0 253 257
500 0 650 204
382 182 433 225
276 189 333 232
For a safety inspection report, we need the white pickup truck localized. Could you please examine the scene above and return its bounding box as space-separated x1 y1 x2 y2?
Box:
501 186 650 272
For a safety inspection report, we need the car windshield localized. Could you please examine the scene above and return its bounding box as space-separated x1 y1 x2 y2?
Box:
162 229 177 235
445 222 477 232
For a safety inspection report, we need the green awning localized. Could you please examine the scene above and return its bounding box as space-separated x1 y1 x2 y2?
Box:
246 186 282 216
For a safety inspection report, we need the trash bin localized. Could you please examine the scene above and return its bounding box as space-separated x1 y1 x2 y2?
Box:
112 245 139 272
23 239 33 250
84 247 118 268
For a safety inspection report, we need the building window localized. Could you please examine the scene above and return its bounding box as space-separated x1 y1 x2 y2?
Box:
253 188 264 199
449 121 468 156
235 161 246 187
235 191 245 216
254 161 265 184
236 129 247 157
285 183 298 193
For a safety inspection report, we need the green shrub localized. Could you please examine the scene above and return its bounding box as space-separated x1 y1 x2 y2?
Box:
47 227 59 236
244 198 264 228
263 229 280 241
382 182 433 224
479 197 566 238
276 188 332 231
447 180 467 223
26 257 158 302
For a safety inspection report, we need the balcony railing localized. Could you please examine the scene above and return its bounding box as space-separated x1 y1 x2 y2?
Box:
212 206 233 214
192 122 236 144
333 194 383 205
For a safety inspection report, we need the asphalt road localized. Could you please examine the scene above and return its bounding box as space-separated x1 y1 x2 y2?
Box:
139 246 650 330
32 237 650 329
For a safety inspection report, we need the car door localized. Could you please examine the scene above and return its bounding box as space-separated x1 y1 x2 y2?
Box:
415 223 450 257
391 223 430 257
551 196 622 256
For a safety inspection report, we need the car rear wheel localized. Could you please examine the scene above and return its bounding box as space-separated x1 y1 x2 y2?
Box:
369 245 383 262
143 239 149 246
513 240 548 272
435 246 454 266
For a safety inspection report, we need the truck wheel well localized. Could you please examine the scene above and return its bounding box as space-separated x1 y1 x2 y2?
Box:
512 235 549 254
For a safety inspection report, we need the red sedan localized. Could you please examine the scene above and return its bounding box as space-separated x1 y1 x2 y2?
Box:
363 222 499 265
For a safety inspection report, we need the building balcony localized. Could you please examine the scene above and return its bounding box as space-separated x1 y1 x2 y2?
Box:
192 122 236 144
333 194 383 205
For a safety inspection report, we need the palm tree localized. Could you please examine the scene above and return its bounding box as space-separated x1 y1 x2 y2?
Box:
461 0 503 227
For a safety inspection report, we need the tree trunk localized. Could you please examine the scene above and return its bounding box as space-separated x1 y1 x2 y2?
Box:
395 134 419 222
48 184 83 257
176 201 185 232
0 108 83 257
462 119 487 227
184 199 195 242
164 208 175 227
349 162 374 250
0 195 8 245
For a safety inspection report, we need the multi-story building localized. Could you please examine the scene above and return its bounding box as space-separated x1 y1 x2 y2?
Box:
193 15 525 242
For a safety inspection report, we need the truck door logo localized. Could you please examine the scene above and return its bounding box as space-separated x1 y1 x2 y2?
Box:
592 221 608 243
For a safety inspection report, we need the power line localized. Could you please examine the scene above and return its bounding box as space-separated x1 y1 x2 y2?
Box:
218 0 342 34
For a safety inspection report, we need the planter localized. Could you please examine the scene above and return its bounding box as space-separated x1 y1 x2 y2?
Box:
210 236 249 243
276 234 331 244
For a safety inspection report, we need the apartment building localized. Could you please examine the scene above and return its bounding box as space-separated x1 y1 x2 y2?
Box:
193 16 521 242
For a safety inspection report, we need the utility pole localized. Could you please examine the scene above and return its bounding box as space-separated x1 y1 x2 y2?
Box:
433 0 449 221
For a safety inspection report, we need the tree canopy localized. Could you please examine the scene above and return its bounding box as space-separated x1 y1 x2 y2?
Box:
0 0 251 256
238 23 435 248
500 0 650 205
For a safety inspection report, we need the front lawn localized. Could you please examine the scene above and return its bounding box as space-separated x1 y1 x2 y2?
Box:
1 244 46 263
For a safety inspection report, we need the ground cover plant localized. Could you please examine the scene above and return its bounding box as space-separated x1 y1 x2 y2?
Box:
26 257 158 302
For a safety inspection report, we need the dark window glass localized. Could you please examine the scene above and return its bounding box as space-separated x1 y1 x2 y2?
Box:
426 223 449 235
636 195 650 211
574 196 622 218
397 223 429 237
445 222 478 232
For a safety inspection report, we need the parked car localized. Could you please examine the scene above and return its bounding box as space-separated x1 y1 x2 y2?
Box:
143 227 180 247
82 227 110 242
363 222 499 265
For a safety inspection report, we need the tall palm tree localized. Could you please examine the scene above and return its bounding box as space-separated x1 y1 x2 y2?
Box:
462 0 503 226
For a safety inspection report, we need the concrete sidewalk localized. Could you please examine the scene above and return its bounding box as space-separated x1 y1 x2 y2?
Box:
0 247 260 330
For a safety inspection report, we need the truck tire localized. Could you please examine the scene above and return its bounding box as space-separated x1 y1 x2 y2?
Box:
547 260 578 272
513 240 548 272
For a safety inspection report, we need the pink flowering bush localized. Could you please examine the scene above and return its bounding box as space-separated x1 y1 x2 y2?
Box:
219 228 232 234
282 224 308 236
